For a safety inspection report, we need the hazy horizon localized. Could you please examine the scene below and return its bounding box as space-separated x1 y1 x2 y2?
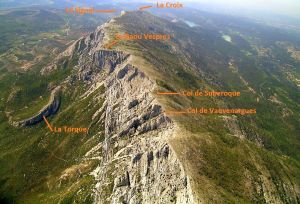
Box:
180 0 300 19
1 0 300 21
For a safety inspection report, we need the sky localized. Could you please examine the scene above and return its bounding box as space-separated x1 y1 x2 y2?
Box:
182 0 300 19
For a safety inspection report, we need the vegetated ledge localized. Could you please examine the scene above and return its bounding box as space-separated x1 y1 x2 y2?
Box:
11 86 61 127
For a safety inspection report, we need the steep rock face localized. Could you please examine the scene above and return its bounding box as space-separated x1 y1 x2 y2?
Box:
12 86 61 127
77 50 129 82
41 21 115 75
91 60 194 204
39 18 194 203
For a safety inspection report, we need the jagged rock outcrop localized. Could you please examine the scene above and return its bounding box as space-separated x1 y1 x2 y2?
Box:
55 20 195 203
77 50 129 82
21 13 195 203
12 86 61 127
91 59 194 203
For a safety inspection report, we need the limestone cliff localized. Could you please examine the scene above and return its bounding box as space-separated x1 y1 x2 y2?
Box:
93 59 194 204
11 86 61 127
41 18 195 203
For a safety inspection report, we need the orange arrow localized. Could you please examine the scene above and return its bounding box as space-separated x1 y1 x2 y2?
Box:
95 9 116 13
165 111 188 115
157 92 181 95
105 40 118 49
139 5 153 10
43 116 53 132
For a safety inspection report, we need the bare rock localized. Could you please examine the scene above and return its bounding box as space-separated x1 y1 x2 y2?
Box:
13 86 61 127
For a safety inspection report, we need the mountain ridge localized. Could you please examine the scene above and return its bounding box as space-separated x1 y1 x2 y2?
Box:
26 11 195 203
0 10 299 204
